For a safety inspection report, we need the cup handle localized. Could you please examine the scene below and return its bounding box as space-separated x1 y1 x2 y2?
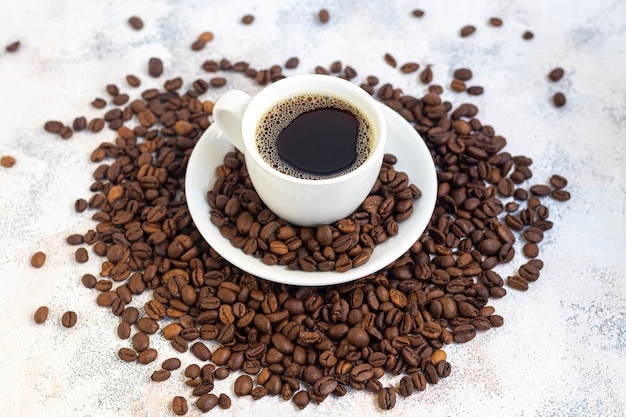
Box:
212 89 253 152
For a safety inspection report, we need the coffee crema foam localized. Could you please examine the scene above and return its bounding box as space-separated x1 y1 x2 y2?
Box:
255 93 374 179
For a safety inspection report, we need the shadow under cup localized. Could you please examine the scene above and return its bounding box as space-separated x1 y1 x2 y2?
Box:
240 75 387 226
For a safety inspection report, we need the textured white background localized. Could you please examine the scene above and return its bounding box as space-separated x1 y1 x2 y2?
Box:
0 0 625 416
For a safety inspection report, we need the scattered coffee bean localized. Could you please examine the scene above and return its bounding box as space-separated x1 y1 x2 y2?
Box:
148 57 163 77
548 67 565 82
241 14 254 25
552 92 566 107
467 85 484 95
5 41 20 52
172 396 188 416
91 98 106 109
1 155 16 168
34 306 49 324
74 248 89 264
199 32 214 43
191 39 206 51
44 120 63 133
419 65 433 84
489 17 503 27
61 311 77 328
285 57 299 69
318 9 330 23
460 25 476 37
400 62 419 73
453 68 472 81
384 53 397 68
378 387 397 410
151 369 171 382
196 393 219 412
450 78 467 92
218 393 231 409
551 189 571 201
118 347 137 362
128 16 144 30
523 30 534 40
411 9 425 17
30 251 46 268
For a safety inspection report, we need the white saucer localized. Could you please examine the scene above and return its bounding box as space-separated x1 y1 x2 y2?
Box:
186 103 437 286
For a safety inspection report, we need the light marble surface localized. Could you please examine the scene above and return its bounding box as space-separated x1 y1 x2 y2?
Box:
0 1 624 416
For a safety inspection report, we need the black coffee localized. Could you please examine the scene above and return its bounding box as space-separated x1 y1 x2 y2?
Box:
256 93 373 179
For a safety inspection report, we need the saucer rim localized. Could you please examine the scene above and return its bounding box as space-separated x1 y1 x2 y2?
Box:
185 102 437 286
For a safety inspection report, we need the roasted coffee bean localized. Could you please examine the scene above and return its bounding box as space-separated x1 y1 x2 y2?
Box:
5 41 20 52
151 369 171 382
128 16 143 30
34 306 49 324
508 275 529 291
234 375 253 396
489 17 503 26
61 311 77 328
467 86 484 95
148 57 163 77
453 68 472 81
384 53 397 68
460 25 476 37
552 92 566 107
551 189 571 201
30 251 46 268
241 14 254 25
118 347 137 362
318 9 330 23
75 247 89 263
548 67 565 82
1 155 16 167
419 66 433 84
196 393 218 412
523 30 535 40
378 387 397 410
218 393 231 409
172 396 188 416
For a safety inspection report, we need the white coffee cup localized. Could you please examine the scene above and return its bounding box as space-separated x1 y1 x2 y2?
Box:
212 74 387 226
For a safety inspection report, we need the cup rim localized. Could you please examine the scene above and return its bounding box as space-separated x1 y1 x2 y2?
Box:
241 74 387 184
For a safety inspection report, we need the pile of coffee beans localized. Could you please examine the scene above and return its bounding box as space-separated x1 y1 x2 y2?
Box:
208 150 421 272
32 9 573 413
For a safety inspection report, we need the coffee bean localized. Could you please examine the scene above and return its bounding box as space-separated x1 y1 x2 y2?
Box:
196 393 218 412
489 17 503 27
552 92 566 107
411 9 425 17
318 9 330 23
61 311 77 328
467 86 484 95
217 393 231 410
400 62 419 73
460 25 476 37
148 58 163 77
241 14 254 25
6 41 20 52
551 189 571 201
508 275 529 291
128 16 143 30
234 374 253 396
384 53 397 68
1 155 16 168
549 174 568 189
453 68 473 81
285 57 299 69
75 247 89 263
151 369 171 382
523 30 534 40
172 396 188 416
419 66 433 84
378 387 397 410
34 306 49 324
450 79 467 92
118 347 136 362
293 390 309 409
548 67 565 82
523 242 539 258
30 251 46 268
